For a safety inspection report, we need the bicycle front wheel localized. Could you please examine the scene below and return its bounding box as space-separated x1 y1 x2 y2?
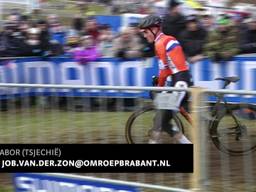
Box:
210 104 256 155
125 105 183 144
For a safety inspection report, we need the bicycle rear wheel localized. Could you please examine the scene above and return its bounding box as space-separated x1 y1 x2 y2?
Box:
210 104 256 155
125 105 184 144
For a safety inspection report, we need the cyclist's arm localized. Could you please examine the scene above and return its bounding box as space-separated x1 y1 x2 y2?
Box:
158 67 171 86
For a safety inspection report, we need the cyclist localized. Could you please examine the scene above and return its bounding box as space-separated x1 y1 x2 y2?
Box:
138 15 193 144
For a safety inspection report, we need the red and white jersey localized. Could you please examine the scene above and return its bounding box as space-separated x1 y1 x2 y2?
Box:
154 33 189 73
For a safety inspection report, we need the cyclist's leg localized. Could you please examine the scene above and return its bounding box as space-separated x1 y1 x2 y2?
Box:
171 80 191 144
149 81 189 143
149 109 175 143
149 72 193 143
151 108 190 144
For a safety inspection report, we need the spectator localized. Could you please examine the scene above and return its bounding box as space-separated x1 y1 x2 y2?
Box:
98 24 114 58
162 0 186 42
83 17 100 44
7 13 20 26
201 12 216 32
65 29 80 51
203 15 239 62
72 15 84 35
71 35 100 64
25 27 44 56
0 13 29 57
47 14 58 27
47 14 66 45
37 19 64 56
239 16 256 54
37 20 51 54
0 21 26 57
112 27 142 59
180 15 207 63
18 20 30 40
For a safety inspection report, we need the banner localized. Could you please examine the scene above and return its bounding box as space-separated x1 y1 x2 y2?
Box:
13 173 138 192
0 56 256 102
190 56 256 103
0 57 157 98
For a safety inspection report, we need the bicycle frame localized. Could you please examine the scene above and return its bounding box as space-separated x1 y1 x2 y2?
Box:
178 81 244 134
210 83 244 127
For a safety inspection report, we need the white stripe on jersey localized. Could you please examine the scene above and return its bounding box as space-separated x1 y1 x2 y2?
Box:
165 40 180 51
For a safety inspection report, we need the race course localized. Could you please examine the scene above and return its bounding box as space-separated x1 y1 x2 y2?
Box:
0 105 255 192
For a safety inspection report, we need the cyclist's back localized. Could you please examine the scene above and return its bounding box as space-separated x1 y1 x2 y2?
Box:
154 32 192 87
155 33 188 72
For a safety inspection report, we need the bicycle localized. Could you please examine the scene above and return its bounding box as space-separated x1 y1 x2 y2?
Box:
125 76 256 155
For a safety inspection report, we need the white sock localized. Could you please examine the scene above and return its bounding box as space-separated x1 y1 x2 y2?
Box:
177 135 192 144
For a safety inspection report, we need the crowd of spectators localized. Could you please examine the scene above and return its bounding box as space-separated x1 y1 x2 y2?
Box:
79 0 154 14
163 1 224 63
109 0 154 15
0 13 64 58
0 11 155 64
162 0 256 63
1 0 256 64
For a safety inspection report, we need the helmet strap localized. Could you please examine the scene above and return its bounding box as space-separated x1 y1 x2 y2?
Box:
148 27 160 40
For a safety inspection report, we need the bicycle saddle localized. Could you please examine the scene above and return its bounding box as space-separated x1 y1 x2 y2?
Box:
215 76 240 83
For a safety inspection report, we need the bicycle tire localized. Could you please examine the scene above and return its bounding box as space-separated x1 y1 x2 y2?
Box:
125 105 184 144
210 104 256 155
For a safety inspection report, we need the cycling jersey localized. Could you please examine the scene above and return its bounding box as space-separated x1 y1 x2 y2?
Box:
154 33 189 86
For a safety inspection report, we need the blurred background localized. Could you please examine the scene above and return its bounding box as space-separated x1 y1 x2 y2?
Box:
0 0 256 192
1 0 256 59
